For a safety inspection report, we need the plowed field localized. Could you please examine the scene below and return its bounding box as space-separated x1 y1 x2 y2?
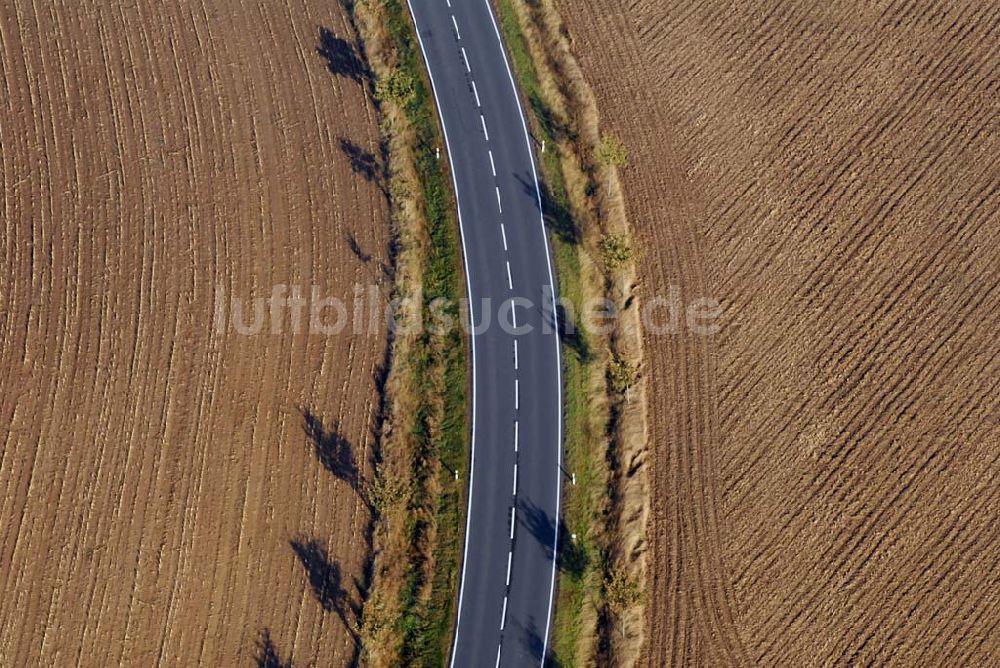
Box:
556 0 999 664
0 1 389 665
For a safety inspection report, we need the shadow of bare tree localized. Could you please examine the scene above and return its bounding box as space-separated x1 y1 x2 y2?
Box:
537 291 592 364
518 498 589 580
528 92 574 144
300 407 360 490
290 538 359 638
255 628 292 668
514 616 564 667
316 27 370 86
557 302 592 364
339 138 381 186
513 172 580 246
345 232 373 264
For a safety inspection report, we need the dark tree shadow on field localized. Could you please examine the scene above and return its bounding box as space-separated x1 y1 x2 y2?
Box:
316 27 370 86
300 407 359 491
518 499 589 579
345 231 373 263
255 628 292 668
339 138 381 187
290 538 359 637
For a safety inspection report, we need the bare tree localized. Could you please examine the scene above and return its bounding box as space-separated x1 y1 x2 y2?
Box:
605 566 642 639
594 134 629 195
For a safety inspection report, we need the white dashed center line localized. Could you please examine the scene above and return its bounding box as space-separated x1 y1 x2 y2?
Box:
500 595 508 630
480 114 490 141
499 222 507 250
488 149 497 176
451 14 461 39
512 463 518 495
495 185 502 212
506 550 513 585
514 420 519 452
461 47 471 72
495 644 502 668
506 260 513 290
515 378 519 410
472 80 481 107
513 339 519 370
510 507 516 539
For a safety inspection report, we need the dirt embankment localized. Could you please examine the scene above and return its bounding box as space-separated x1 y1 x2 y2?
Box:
0 1 391 664
555 0 1000 664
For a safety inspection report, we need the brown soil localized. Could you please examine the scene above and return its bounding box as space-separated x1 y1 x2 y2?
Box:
0 1 390 665
556 0 999 664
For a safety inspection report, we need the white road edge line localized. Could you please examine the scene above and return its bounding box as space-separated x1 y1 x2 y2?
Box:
402 6 481 666
481 1 565 664
499 221 507 249
451 14 461 39
472 80 481 107
506 261 513 290
489 150 497 176
481 114 490 141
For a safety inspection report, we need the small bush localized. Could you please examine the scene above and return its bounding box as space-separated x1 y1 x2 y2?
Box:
600 233 633 272
376 69 416 104
366 463 408 519
607 355 638 395
594 134 628 168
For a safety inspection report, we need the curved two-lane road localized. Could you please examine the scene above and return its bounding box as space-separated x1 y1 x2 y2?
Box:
403 0 563 665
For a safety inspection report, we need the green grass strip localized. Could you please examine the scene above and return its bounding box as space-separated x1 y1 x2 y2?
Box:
379 0 469 663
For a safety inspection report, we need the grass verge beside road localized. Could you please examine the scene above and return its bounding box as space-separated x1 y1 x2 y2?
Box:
346 0 468 664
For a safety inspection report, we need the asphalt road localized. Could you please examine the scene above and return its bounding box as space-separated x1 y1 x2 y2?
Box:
403 0 564 665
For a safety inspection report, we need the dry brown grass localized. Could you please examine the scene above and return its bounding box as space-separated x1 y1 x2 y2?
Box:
0 1 392 665
556 0 1000 665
